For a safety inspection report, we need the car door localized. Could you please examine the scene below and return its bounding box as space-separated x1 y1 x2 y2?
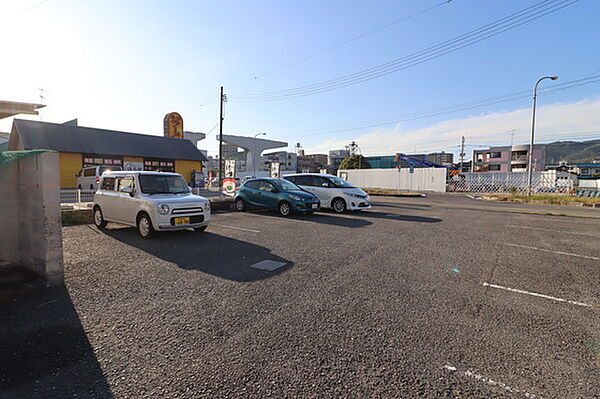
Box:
113 175 138 225
97 176 118 220
256 180 279 209
310 176 332 207
241 180 261 207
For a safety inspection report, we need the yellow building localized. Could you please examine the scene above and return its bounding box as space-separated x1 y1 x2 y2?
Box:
9 119 206 188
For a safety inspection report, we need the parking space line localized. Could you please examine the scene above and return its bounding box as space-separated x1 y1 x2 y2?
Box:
211 224 260 233
443 365 541 398
503 243 600 261
482 282 593 308
508 225 600 237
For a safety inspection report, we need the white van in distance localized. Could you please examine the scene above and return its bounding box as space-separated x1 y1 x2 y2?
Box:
283 173 371 213
93 171 210 238
76 165 123 189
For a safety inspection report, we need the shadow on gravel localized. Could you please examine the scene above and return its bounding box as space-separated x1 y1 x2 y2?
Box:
354 210 441 223
248 210 372 228
371 202 432 211
103 228 293 282
0 286 113 398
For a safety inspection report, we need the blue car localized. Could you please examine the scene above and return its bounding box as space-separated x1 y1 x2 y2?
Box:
234 178 321 216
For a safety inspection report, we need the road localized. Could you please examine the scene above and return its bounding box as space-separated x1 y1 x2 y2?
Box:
1 194 599 398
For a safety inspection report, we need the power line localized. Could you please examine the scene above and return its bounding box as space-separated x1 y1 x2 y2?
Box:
250 0 453 80
272 74 600 140
232 0 583 102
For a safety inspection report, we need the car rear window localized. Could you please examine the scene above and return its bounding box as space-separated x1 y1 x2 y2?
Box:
83 168 95 177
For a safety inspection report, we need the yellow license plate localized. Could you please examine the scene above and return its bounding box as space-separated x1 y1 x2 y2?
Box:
174 217 190 226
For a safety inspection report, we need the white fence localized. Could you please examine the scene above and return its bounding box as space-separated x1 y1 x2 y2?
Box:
60 189 96 203
338 168 447 193
447 171 575 193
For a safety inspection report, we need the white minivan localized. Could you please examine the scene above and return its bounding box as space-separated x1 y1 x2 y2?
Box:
284 173 371 213
93 171 211 238
76 165 123 189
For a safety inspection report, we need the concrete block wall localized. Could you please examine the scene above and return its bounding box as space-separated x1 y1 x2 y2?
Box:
0 152 64 286
339 168 447 193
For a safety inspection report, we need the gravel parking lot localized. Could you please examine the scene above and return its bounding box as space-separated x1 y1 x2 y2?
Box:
1 194 599 398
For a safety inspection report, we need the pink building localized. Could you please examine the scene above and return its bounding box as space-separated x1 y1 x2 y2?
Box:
472 144 546 173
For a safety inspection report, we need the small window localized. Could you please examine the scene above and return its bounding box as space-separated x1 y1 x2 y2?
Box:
117 176 134 191
244 180 259 189
490 152 502 159
101 177 116 190
257 180 276 192
488 164 501 171
83 168 95 177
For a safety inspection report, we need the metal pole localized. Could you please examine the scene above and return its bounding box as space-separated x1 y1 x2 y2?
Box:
527 76 558 195
218 86 224 189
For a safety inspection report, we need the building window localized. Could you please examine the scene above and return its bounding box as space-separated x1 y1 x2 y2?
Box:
144 158 175 172
488 164 501 171
83 154 123 168
490 152 502 159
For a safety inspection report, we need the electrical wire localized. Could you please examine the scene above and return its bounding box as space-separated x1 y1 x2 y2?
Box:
273 74 600 140
232 0 582 102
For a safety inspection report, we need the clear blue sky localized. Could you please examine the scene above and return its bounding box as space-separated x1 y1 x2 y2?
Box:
1 0 599 158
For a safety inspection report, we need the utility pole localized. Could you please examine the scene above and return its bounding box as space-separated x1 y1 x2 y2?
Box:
459 135 465 172
218 86 225 189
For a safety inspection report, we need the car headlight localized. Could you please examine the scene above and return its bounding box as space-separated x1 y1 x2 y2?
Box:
203 201 210 212
289 194 302 201
157 204 170 215
343 192 360 198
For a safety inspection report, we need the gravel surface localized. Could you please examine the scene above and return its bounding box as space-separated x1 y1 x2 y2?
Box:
1 194 599 398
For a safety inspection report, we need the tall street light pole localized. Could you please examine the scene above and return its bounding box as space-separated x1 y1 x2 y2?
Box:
527 75 558 195
218 86 226 189
253 132 266 177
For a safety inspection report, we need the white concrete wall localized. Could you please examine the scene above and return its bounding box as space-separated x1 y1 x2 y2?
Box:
0 160 20 265
338 168 447 193
578 179 600 189
0 152 63 285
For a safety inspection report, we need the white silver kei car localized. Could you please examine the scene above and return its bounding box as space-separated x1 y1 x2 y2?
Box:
93 171 211 238
283 173 371 213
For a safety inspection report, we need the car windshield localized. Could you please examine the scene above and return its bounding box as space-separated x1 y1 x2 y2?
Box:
276 179 302 191
329 176 355 188
139 174 189 194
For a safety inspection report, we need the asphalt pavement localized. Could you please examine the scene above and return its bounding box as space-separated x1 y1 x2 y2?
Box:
1 194 599 398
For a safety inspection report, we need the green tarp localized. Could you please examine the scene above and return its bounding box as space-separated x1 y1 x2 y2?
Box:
0 149 55 167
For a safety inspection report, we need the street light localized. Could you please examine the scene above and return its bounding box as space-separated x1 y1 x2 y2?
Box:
253 132 266 177
527 75 558 195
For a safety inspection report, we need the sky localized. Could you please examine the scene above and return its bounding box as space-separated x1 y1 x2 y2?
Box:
1 0 599 161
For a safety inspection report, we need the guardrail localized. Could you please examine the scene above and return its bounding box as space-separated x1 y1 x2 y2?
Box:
60 189 96 204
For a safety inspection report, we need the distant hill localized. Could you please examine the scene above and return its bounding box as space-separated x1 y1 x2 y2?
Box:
545 139 600 164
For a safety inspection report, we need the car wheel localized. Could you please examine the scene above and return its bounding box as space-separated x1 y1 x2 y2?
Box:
93 207 107 229
278 201 292 217
332 198 346 213
194 226 208 232
137 213 154 238
235 198 246 212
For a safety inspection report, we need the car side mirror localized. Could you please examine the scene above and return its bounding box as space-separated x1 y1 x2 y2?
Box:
120 186 133 195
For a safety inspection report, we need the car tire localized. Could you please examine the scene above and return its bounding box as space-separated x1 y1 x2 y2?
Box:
194 226 208 232
332 198 346 213
93 206 107 229
137 213 154 239
306 211 314 215
278 201 292 217
235 198 246 212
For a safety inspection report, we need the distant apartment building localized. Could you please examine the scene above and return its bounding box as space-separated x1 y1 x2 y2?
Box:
364 152 454 169
263 151 298 172
298 153 328 173
472 144 546 173
328 149 350 173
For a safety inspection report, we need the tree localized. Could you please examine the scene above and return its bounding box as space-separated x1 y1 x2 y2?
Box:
339 155 371 170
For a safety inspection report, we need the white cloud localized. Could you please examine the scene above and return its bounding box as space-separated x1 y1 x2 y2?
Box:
305 98 600 156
